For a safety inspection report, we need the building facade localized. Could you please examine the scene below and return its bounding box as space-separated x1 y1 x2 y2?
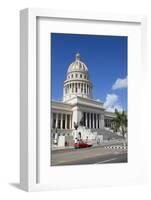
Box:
51 53 115 146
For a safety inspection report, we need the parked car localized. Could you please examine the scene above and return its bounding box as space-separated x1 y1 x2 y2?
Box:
74 139 92 148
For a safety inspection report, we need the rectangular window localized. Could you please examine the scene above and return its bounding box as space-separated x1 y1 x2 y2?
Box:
53 113 56 129
53 119 56 129
58 114 61 129
83 112 86 126
62 114 65 129
67 115 70 129
94 114 96 129
97 114 99 128
87 113 89 128
91 113 93 128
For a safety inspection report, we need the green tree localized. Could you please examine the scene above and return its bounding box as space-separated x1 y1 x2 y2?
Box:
112 109 127 138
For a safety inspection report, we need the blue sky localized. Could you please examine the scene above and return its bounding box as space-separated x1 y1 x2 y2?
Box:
51 33 127 112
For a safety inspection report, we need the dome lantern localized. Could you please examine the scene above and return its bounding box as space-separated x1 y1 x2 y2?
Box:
75 52 80 61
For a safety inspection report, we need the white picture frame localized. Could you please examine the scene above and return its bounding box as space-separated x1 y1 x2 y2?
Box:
20 8 147 192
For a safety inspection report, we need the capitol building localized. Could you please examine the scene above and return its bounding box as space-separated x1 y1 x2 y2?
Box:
51 53 116 147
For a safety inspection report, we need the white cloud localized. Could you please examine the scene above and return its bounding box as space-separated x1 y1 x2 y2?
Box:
106 105 123 113
104 94 123 113
104 94 118 108
112 76 127 90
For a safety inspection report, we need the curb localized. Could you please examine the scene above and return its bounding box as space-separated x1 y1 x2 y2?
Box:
104 146 127 150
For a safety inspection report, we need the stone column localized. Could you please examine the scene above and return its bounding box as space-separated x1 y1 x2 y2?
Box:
82 83 84 94
89 113 91 129
74 82 75 93
55 113 58 128
85 112 88 127
95 114 97 129
99 114 101 129
65 114 67 129
78 82 80 94
74 82 76 93
72 83 74 93
93 113 95 129
96 114 98 129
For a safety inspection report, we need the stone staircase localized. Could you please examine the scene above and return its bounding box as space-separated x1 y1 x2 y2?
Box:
72 126 97 140
97 128 123 140
72 126 123 142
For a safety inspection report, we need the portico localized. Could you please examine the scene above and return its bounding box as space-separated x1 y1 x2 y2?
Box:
83 112 104 129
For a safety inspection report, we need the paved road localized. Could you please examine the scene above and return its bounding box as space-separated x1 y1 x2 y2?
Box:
51 146 127 166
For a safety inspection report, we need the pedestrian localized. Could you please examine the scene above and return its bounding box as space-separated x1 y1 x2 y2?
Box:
74 137 78 144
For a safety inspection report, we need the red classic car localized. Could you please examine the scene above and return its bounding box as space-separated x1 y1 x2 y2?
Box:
74 140 92 148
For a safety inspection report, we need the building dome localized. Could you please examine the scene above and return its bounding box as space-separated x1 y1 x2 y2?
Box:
63 53 93 102
67 53 88 74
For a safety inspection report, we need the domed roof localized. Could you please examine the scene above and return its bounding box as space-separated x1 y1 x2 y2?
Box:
67 53 88 73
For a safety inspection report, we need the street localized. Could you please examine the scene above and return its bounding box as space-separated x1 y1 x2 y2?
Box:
51 145 127 166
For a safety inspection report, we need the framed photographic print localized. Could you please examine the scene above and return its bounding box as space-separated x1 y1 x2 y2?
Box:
20 8 147 191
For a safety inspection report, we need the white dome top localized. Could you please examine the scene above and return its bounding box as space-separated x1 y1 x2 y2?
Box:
67 53 88 73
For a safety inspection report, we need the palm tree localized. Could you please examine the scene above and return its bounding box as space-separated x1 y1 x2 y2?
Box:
112 109 127 139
